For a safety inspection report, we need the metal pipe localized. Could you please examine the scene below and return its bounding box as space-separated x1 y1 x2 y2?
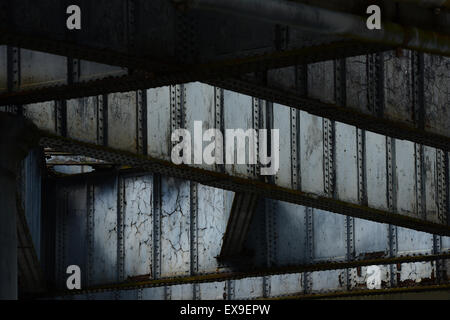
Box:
175 0 450 57
395 0 450 9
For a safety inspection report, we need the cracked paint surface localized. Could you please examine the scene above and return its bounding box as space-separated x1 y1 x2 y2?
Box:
160 177 191 277
124 175 153 279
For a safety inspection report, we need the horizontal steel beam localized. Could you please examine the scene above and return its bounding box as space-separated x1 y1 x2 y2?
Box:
44 255 450 298
179 0 450 57
13 80 448 235
41 166 449 299
277 283 450 300
1 0 450 83
39 130 450 236
2 48 450 154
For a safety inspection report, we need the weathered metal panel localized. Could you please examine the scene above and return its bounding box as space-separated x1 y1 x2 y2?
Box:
396 140 417 216
424 146 439 222
383 51 414 125
442 237 450 251
124 175 153 279
307 61 335 104
171 284 194 300
223 90 253 177
300 111 324 195
23 102 56 133
63 183 88 288
311 270 346 293
197 185 231 273
160 177 191 277
313 210 347 262
269 273 303 297
397 227 433 255
274 202 307 266
233 277 264 300
365 131 387 210
346 55 369 114
92 177 118 285
184 82 216 170
424 54 450 137
354 219 389 257
107 91 137 153
20 49 67 89
79 60 127 82
141 286 165 300
118 289 139 300
273 103 292 188
147 86 171 161
198 282 226 300
0 46 6 92
22 149 43 260
335 122 358 203
67 97 98 144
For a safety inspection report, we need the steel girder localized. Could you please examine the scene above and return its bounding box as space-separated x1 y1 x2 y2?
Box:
1 47 450 153
12 81 449 235
41 168 450 299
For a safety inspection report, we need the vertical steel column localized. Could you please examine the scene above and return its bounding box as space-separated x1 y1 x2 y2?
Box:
437 150 447 225
97 95 107 146
367 53 385 118
304 207 314 294
214 87 225 173
190 181 200 299
413 51 427 221
225 279 235 300
263 199 276 298
152 174 162 281
6 46 20 114
136 90 148 155
86 183 95 300
387 136 398 287
116 175 125 299
55 188 67 291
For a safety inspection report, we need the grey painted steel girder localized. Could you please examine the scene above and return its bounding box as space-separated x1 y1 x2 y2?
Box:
43 169 450 298
19 81 450 236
